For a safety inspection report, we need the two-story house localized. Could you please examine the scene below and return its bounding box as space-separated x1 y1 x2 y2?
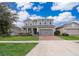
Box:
23 19 55 36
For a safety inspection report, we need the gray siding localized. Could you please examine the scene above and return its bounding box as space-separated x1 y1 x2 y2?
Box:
63 22 79 36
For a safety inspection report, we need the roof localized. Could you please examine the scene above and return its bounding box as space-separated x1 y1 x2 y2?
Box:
56 21 79 29
26 19 54 21
23 25 55 28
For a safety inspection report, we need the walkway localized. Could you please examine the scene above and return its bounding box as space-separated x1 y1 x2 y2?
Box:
0 41 38 43
27 36 79 56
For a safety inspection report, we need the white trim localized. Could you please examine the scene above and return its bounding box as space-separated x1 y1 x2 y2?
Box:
39 28 54 29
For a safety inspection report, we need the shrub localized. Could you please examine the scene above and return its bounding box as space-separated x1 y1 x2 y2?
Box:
54 30 60 36
62 33 69 36
0 34 10 37
26 33 32 36
18 33 32 36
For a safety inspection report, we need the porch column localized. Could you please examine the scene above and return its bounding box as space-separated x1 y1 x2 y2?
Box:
27 28 28 33
32 28 34 35
53 28 55 36
37 28 39 32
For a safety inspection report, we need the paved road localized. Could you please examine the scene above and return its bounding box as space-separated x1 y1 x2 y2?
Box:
27 40 79 56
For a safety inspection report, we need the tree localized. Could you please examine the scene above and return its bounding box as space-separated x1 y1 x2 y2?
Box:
0 3 17 35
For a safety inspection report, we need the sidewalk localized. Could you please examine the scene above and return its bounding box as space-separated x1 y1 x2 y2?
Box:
0 41 39 43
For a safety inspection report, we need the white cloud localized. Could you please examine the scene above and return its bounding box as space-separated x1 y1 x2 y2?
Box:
33 7 37 10
39 2 47 4
17 11 30 22
47 12 75 23
30 14 45 19
10 10 17 14
15 22 25 28
77 6 79 12
47 16 54 19
51 2 79 11
15 10 30 27
14 2 34 27
16 2 33 10
33 5 43 11
53 12 75 24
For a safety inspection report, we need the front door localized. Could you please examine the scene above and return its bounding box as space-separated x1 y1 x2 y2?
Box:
33 28 37 34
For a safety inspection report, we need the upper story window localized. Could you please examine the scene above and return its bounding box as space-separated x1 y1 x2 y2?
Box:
30 23 32 25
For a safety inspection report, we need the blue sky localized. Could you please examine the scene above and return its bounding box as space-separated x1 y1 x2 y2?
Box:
8 2 79 18
6 2 79 27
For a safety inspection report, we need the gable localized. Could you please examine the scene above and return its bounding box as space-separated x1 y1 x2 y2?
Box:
63 22 79 29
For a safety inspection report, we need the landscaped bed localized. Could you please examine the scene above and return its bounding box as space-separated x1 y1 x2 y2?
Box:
60 36 79 40
0 36 38 41
0 43 37 56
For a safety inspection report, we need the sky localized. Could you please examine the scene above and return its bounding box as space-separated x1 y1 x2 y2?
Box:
6 2 79 27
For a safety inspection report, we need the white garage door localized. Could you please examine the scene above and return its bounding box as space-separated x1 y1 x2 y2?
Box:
39 29 53 36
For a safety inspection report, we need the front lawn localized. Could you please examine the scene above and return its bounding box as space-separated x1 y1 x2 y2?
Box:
60 36 79 40
0 43 37 56
0 36 38 41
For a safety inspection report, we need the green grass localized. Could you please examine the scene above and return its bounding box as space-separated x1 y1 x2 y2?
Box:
0 43 37 56
0 36 38 41
60 36 79 40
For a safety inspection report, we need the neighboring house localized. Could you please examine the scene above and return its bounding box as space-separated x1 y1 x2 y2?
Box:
10 25 25 35
57 21 79 36
23 19 55 36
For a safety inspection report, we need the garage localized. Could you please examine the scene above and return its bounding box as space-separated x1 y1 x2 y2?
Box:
39 28 54 36
64 29 79 36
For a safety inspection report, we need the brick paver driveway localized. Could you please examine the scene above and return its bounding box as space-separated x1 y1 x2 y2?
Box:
26 36 79 56
39 36 61 40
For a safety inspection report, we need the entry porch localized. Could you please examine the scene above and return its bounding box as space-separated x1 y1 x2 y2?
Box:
23 25 55 36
